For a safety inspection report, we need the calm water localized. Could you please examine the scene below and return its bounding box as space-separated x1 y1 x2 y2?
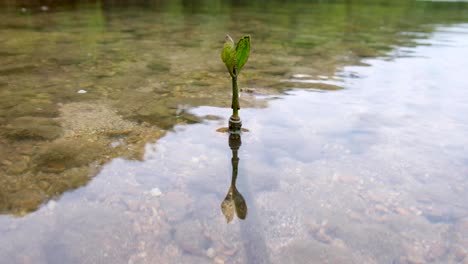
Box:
1 1 468 263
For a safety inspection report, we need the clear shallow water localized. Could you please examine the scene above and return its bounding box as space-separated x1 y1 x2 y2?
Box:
1 24 468 264
1 1 468 264
2 0 468 215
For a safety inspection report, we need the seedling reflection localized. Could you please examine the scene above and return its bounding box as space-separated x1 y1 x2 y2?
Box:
221 133 247 223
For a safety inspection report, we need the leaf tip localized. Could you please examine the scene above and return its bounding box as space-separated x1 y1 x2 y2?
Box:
225 34 234 44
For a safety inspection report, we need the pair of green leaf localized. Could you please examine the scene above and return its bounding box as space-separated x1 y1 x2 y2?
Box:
221 35 251 78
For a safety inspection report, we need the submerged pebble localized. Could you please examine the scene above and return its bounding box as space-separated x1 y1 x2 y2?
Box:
160 191 192 222
174 220 209 255
206 247 216 258
110 141 122 148
454 245 467 262
425 242 448 262
315 228 333 244
77 90 87 94
292 74 313 78
150 188 162 197
46 200 57 211
214 256 225 264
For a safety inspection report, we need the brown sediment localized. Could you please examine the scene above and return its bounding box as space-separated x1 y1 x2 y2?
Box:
0 101 165 215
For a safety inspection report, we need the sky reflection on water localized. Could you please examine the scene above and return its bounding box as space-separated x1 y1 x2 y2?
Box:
1 24 467 263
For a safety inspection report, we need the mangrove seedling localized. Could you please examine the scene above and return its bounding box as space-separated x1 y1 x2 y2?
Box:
221 34 251 132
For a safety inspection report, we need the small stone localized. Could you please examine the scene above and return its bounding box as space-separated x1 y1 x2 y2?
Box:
150 188 162 197
410 207 423 216
38 181 50 190
126 200 139 211
292 74 313 78
456 218 468 234
46 200 57 210
374 204 389 214
160 191 192 222
133 222 142 234
454 246 467 262
77 90 87 94
331 239 346 249
395 207 410 216
425 242 447 262
423 206 452 223
402 256 425 264
110 141 122 148
223 247 238 256
206 247 215 258
1 160 12 166
214 257 225 264
453 185 465 193
128 253 144 264
337 175 359 184
306 220 320 233
174 220 209 255
315 228 333 244
347 211 363 222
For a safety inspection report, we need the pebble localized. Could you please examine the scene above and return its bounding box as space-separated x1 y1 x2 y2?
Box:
400 256 425 264
223 247 238 256
453 185 465 193
425 242 447 262
454 245 467 262
150 188 162 197
456 218 468 234
174 220 209 255
206 247 216 258
374 204 389 214
128 253 145 264
331 239 347 249
410 207 423 216
46 200 57 210
126 200 139 211
292 74 313 78
394 207 410 216
110 141 122 148
305 220 320 233
337 174 359 184
77 90 87 94
1 160 12 166
133 222 142 234
214 256 225 264
315 228 333 244
422 206 452 223
160 191 192 222
347 211 363 222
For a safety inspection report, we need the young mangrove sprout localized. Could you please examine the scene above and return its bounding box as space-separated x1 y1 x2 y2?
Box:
221 34 251 132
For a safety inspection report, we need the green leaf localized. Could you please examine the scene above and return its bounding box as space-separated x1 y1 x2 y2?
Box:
221 35 236 77
235 35 250 74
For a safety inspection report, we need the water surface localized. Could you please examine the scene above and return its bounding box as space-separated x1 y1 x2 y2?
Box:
1 1 468 263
